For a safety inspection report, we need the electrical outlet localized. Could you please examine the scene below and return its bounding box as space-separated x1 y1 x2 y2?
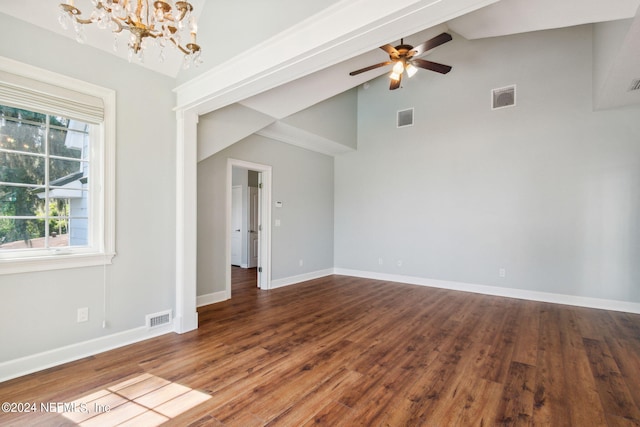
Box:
499 268 506 278
299 259 303 267
397 260 403 267
77 307 89 323
378 258 383 265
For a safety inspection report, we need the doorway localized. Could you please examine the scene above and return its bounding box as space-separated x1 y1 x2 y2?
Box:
226 159 271 299
230 172 259 269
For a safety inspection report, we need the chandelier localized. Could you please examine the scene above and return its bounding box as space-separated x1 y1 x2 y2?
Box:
58 0 202 68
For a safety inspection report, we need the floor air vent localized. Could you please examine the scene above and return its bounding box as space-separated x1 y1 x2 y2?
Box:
492 85 516 110
146 310 172 329
629 79 640 92
397 108 414 128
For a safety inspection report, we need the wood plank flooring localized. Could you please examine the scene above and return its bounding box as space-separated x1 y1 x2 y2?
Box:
1 268 640 426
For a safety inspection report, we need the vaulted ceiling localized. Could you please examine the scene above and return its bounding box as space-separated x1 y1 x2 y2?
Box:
232 0 640 123
3 0 639 157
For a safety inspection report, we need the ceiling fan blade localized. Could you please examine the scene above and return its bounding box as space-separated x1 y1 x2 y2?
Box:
412 58 452 74
349 61 392 76
409 32 452 58
380 44 400 59
389 73 402 90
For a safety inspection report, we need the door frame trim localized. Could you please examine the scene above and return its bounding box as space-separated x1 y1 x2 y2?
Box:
226 158 272 298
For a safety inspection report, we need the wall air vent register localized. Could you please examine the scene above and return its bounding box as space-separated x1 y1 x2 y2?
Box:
492 85 516 110
397 108 414 128
146 310 172 329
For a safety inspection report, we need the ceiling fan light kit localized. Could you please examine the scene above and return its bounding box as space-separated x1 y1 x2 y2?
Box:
405 63 418 78
58 0 202 68
350 32 453 90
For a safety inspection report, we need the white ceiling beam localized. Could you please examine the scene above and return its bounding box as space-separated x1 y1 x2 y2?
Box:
173 0 499 115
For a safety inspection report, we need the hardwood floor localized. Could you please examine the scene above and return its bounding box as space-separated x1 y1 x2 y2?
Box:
2 269 640 426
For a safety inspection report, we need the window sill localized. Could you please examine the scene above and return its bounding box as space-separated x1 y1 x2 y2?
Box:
0 252 116 275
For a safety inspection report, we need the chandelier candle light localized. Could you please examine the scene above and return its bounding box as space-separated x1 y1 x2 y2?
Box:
58 0 202 68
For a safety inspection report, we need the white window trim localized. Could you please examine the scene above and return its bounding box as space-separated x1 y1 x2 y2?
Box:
0 56 115 275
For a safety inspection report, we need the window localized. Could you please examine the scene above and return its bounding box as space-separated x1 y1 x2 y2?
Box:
0 57 115 274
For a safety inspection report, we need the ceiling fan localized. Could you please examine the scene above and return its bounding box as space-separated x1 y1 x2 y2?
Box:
349 32 453 90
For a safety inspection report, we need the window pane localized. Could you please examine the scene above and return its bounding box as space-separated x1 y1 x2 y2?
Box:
50 116 70 128
69 217 89 247
0 105 46 124
0 152 45 185
69 187 90 247
49 127 88 159
50 157 83 182
48 201 70 247
46 188 90 248
49 197 69 217
0 184 46 216
0 119 46 154
0 218 45 250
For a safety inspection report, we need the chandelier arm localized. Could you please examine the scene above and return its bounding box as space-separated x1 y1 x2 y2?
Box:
104 16 125 33
72 16 94 25
174 2 194 21
174 43 191 55
135 0 144 21
59 5 93 25
167 36 200 55
111 19 124 33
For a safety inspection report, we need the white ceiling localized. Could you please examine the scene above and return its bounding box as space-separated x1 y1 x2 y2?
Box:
2 0 639 126
448 0 640 39
0 0 206 77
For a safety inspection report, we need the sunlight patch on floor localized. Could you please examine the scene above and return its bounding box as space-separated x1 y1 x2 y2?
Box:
61 373 211 426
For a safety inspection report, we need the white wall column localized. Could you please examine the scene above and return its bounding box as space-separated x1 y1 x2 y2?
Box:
175 108 199 333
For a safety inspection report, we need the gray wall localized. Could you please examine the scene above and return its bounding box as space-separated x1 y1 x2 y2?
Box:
0 14 177 362
282 88 359 150
197 134 334 296
335 24 640 303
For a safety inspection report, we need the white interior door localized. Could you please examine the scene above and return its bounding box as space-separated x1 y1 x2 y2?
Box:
248 186 259 268
231 185 242 266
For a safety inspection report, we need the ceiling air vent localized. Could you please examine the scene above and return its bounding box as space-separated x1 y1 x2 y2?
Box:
628 79 640 92
492 85 516 110
397 108 414 128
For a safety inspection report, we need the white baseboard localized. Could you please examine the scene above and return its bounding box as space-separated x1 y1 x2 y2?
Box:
5 269 636 384
196 290 228 307
0 322 174 383
270 268 334 289
334 268 640 314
